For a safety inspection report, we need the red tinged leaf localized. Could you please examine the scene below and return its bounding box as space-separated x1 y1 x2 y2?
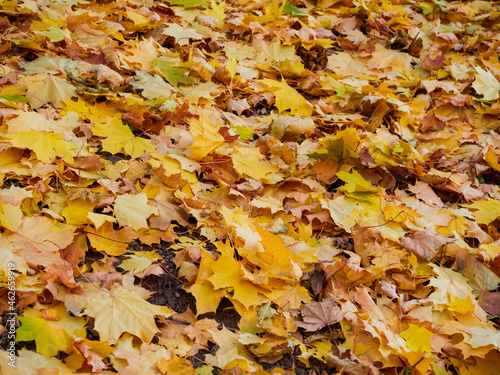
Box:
401 228 453 260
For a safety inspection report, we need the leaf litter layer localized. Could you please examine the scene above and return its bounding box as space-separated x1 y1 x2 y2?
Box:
0 0 500 374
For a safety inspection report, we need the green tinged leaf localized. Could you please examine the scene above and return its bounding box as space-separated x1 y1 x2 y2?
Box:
232 126 255 141
152 58 194 87
283 3 308 16
0 94 30 103
325 138 359 162
162 0 207 8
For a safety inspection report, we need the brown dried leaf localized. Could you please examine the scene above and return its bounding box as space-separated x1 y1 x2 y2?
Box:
401 228 453 260
478 291 500 315
408 181 445 207
298 297 343 331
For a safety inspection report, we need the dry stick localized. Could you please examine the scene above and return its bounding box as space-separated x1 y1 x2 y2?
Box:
76 268 114 297
353 210 404 239
83 231 130 244
0 225 45 253
382 303 403 333
150 258 187 284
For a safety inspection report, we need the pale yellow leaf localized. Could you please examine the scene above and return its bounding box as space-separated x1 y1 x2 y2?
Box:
25 73 77 108
472 66 500 101
114 192 159 230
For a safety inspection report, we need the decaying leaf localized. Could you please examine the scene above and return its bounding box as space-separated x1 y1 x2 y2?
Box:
401 228 453 260
298 297 343 331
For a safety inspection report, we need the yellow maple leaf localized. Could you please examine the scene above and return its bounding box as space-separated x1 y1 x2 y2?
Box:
114 192 159 230
183 82 222 105
62 198 96 226
448 295 475 314
0 201 22 232
232 146 279 181
187 116 225 160
204 327 257 371
25 73 78 108
0 148 29 175
252 226 299 278
188 249 226 315
205 0 226 24
80 283 172 344
157 354 196 375
468 198 500 225
87 212 117 229
484 147 500 172
400 324 433 354
16 316 72 358
264 284 312 310
208 255 266 309
91 116 155 158
257 78 313 116
6 131 75 163
86 221 137 256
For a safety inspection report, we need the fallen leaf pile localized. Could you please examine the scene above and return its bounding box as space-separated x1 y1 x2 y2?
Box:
1 0 500 374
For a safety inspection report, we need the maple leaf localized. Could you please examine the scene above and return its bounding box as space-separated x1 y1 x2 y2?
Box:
465 327 500 349
271 116 315 139
186 115 225 160
62 198 96 225
468 198 500 225
152 58 194 87
79 282 172 344
472 66 500 101
91 116 155 158
231 146 280 181
204 327 257 371
6 111 79 134
9 216 75 262
400 324 433 354
113 340 171 375
25 73 77 108
86 221 137 256
257 78 313 116
207 255 265 309
130 71 176 99
400 228 453 260
73 337 109 373
478 291 500 315
0 201 22 232
162 23 203 46
6 0 500 373
183 82 221 104
16 316 72 358
298 297 343 331
6 131 76 163
188 249 226 314
114 192 159 230
157 354 197 375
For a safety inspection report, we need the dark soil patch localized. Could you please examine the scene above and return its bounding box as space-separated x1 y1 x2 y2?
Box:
130 240 196 314
198 298 240 330
190 341 218 369
333 234 354 251
260 353 319 375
